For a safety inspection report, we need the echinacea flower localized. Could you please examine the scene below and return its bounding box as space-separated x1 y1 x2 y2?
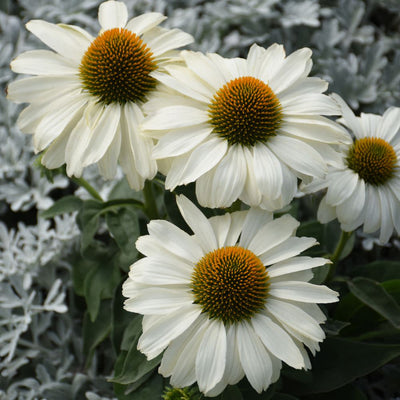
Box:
306 95 400 244
142 44 349 210
122 195 338 396
7 0 193 190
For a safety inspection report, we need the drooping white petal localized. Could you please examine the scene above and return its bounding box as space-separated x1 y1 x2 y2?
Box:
336 178 365 224
253 144 283 200
97 128 121 180
196 321 226 393
236 322 272 393
266 299 325 342
41 129 70 169
138 305 201 360
239 147 262 206
326 169 359 206
122 103 157 179
362 185 381 233
377 187 395 244
268 135 326 178
80 103 121 167
180 136 228 185
269 281 339 303
317 195 337 224
176 195 218 253
251 314 304 369
98 0 128 30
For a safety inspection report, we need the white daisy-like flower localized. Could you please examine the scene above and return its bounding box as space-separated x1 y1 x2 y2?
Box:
7 0 193 190
141 44 349 210
122 195 338 396
306 95 400 244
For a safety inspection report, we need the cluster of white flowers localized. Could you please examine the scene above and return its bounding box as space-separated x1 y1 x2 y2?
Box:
5 0 400 397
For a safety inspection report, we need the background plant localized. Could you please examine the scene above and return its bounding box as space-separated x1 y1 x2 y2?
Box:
1 0 399 399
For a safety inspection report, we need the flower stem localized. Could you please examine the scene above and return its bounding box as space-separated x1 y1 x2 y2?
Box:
71 177 103 202
327 230 353 280
143 180 159 220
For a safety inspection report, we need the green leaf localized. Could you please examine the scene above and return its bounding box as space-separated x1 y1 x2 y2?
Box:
83 259 121 321
347 277 400 329
40 196 83 219
284 337 400 394
322 318 351 335
114 373 163 400
83 300 112 367
111 315 161 385
353 261 400 282
77 200 104 251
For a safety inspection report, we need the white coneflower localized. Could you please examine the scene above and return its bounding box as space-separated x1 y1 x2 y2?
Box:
8 0 193 190
123 195 338 396
142 44 349 210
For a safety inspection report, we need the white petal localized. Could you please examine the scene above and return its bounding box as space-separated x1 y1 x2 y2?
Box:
138 305 201 360
41 129 69 169
239 147 262 206
196 321 226 393
240 208 273 248
122 103 157 179
165 152 191 191
377 187 394 244
326 169 358 206
146 29 193 57
253 144 283 200
152 125 212 159
180 137 228 184
247 214 299 256
359 113 381 138
379 107 400 142
98 128 121 180
283 93 339 115
269 48 312 94
205 145 247 208
257 43 286 83
130 256 191 285
268 135 326 178
7 76 80 104
160 314 208 386
147 220 204 263
331 94 362 137
98 0 128 30
10 50 77 75
208 214 231 248
260 237 317 265
270 281 339 303
281 115 350 144
266 299 325 342
34 91 87 152
336 178 365 224
124 287 193 314
181 50 226 90
237 322 272 393
317 195 337 224
278 77 328 101
126 12 166 35
267 256 329 278
252 314 304 369
225 211 247 246
82 103 121 166
143 106 209 130
26 20 92 63
176 195 218 253
362 184 381 233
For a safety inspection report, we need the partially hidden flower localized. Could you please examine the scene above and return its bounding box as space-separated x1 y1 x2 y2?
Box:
142 44 349 210
7 0 193 190
304 94 400 244
122 195 338 396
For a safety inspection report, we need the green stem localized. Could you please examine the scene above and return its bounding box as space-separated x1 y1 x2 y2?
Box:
143 180 159 220
326 230 353 281
71 177 103 202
